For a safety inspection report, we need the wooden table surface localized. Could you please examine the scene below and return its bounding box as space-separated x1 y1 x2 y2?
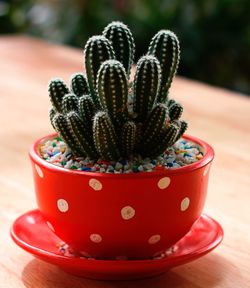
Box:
0 36 250 288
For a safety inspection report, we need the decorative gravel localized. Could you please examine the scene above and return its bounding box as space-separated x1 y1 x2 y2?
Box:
39 136 203 173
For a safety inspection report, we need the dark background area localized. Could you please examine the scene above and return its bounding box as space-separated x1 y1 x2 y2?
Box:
1 0 249 95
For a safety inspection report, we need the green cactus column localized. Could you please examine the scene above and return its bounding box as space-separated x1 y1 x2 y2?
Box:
97 59 128 128
84 35 115 108
62 93 79 114
78 95 95 133
70 73 89 97
67 111 98 159
175 120 188 141
52 113 84 156
169 102 183 120
103 21 135 77
93 111 120 160
133 55 161 122
148 30 180 103
48 78 69 113
148 124 179 157
140 103 169 155
49 108 56 130
121 121 137 157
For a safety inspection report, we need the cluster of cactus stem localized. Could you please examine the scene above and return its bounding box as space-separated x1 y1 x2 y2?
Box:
48 21 188 161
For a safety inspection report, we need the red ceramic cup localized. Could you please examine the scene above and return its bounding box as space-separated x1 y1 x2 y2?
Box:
29 134 214 259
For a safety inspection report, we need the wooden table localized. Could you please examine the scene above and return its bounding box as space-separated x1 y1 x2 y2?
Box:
0 36 250 287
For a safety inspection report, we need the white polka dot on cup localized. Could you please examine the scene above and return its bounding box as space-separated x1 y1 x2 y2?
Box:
158 177 171 189
181 197 190 211
90 234 102 243
89 178 102 191
35 164 44 178
57 199 69 213
148 234 161 244
121 206 135 220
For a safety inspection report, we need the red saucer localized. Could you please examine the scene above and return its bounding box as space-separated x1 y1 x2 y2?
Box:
10 209 223 280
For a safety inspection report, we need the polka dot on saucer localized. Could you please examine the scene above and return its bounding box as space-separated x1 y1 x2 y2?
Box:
57 199 69 213
89 178 102 191
181 197 190 211
121 206 135 220
35 164 44 178
90 233 102 243
46 221 55 232
148 234 161 244
157 177 171 189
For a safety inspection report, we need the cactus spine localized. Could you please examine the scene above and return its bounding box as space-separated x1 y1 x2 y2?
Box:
148 30 180 103
48 22 188 162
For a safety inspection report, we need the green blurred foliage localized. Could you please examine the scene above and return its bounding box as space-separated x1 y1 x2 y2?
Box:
1 0 249 94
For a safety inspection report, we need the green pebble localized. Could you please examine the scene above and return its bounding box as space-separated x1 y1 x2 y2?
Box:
52 142 57 147
61 161 66 166
70 165 78 170
57 137 63 141
132 165 139 172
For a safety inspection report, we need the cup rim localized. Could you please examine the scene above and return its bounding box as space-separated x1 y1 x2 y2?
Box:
29 133 214 178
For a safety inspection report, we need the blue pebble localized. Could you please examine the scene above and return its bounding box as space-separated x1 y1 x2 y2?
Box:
151 159 157 165
81 167 91 171
167 163 173 167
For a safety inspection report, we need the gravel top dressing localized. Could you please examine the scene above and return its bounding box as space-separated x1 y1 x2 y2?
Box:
39 136 204 173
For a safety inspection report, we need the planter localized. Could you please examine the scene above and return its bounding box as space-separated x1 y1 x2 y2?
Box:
29 133 214 260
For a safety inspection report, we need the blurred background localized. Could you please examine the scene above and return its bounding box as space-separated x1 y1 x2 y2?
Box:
0 0 249 95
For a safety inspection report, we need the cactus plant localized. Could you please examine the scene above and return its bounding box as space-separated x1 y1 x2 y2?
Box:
48 22 187 161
